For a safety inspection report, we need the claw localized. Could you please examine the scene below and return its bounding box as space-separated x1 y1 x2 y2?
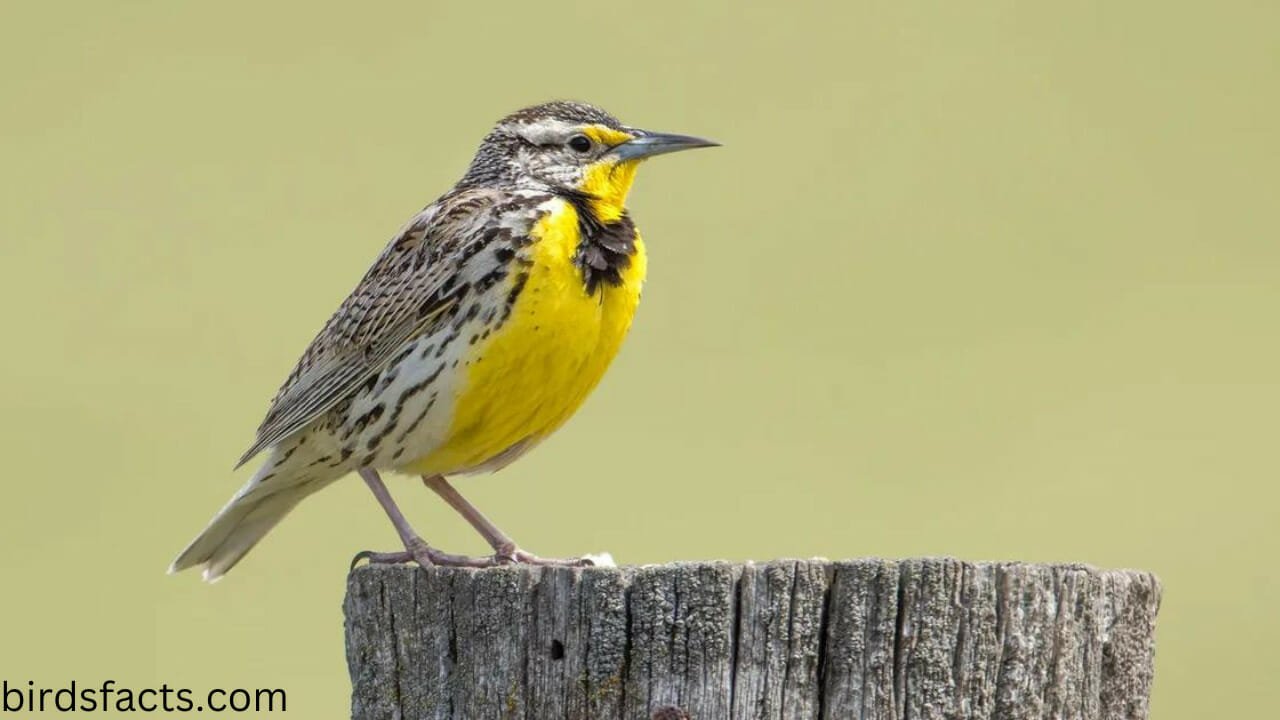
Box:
351 550 415 569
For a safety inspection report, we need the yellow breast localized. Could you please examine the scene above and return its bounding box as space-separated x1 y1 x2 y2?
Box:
406 198 645 475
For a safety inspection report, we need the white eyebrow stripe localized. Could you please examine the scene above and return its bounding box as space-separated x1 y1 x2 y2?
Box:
512 118 578 145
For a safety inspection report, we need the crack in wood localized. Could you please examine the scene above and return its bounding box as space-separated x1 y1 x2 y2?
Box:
345 559 1160 720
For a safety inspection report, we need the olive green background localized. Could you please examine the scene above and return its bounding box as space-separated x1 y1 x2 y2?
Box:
2 1 1275 716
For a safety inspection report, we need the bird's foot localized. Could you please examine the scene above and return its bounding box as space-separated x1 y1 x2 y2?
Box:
351 539 612 569
492 543 609 567
351 536 499 569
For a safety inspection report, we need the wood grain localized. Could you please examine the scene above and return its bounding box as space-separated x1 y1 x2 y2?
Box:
345 559 1160 719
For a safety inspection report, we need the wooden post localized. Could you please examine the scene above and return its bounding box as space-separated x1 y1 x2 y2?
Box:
344 559 1160 720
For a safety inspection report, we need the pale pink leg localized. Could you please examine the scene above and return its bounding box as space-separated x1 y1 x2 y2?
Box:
353 468 497 568
421 474 594 567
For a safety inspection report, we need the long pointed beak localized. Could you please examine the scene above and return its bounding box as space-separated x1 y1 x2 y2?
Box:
613 130 719 161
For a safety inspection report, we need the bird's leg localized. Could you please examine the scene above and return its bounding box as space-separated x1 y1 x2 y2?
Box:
352 468 497 568
421 474 595 567
420 474 514 552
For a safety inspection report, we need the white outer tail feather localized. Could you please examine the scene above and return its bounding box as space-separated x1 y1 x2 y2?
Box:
170 453 331 582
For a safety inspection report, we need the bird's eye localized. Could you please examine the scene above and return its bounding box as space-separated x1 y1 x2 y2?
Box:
567 134 593 153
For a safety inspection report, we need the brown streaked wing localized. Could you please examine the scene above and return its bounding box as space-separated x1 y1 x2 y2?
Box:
234 189 502 468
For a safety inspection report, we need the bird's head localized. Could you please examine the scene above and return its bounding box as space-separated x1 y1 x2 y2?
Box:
459 101 717 220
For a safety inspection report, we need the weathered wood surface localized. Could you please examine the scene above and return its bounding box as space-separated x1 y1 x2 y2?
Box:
345 559 1160 720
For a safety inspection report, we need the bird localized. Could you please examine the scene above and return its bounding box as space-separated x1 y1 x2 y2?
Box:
170 101 717 581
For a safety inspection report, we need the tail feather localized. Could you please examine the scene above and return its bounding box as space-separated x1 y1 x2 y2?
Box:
171 452 333 581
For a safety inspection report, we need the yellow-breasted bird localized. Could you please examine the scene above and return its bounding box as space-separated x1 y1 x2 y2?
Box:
170 101 716 581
